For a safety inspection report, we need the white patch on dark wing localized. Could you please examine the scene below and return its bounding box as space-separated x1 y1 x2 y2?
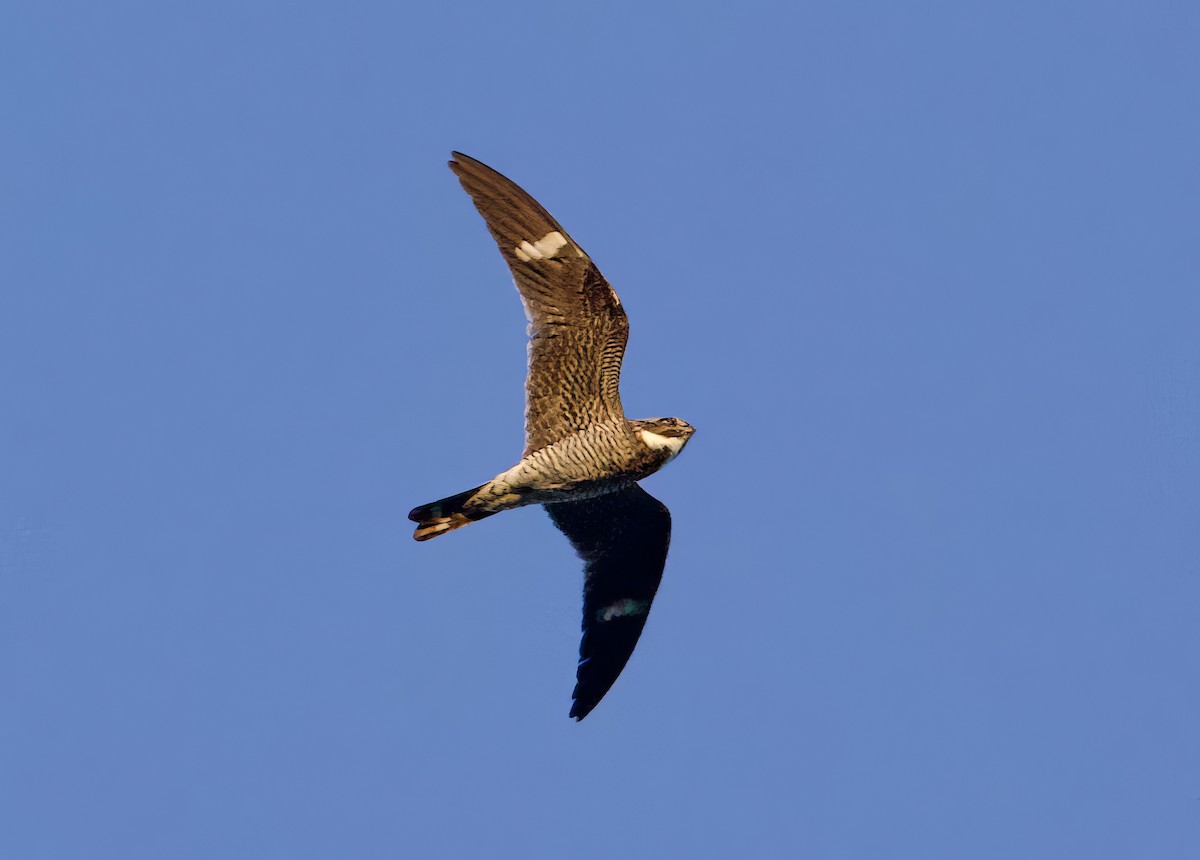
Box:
514 230 576 262
598 598 649 622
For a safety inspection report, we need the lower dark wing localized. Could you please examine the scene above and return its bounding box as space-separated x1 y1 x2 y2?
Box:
545 485 672 720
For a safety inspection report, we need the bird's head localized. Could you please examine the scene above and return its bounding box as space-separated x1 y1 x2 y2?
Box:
631 417 696 464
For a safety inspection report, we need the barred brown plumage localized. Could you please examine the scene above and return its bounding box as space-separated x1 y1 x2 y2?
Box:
409 153 695 720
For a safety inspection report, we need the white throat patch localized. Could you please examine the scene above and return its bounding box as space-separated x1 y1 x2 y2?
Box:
638 429 687 460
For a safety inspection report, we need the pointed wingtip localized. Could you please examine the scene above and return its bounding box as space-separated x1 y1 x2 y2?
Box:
569 683 601 721
448 151 476 172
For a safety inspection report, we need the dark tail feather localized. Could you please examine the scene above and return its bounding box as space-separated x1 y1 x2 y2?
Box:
408 484 493 542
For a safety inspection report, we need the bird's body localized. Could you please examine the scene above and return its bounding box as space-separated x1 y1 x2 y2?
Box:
412 418 687 540
410 153 694 720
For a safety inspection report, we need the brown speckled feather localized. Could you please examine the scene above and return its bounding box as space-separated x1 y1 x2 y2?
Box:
449 152 630 456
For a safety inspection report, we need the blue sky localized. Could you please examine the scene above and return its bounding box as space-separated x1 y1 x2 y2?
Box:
3 2 1199 857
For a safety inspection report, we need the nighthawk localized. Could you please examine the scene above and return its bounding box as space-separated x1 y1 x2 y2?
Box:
409 153 695 720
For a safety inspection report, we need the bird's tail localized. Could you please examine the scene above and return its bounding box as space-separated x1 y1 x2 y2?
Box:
408 484 494 542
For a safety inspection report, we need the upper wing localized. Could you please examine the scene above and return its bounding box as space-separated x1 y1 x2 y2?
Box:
545 485 672 720
449 153 630 455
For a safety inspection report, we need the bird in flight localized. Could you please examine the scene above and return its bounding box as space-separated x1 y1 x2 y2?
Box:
410 152 695 720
